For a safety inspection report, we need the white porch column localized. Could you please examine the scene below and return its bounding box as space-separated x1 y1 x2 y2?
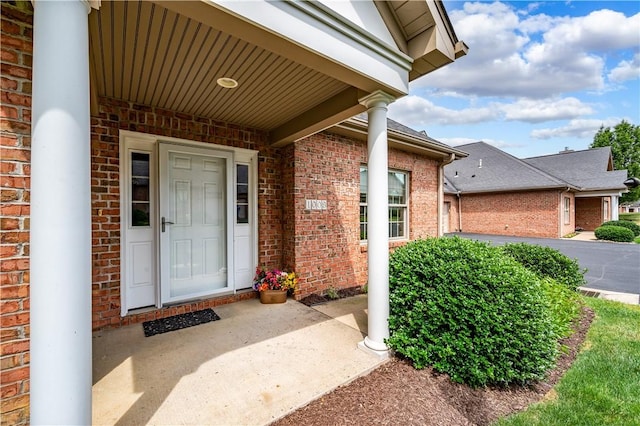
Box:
359 91 395 354
31 1 93 424
612 195 619 220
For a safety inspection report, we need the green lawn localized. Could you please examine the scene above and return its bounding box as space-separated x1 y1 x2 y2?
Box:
620 212 640 224
495 297 640 426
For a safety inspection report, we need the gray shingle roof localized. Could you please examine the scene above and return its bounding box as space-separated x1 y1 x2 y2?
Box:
444 142 629 194
443 142 569 193
352 113 460 154
524 147 628 191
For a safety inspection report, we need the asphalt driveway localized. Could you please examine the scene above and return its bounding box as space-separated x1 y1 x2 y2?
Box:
449 233 640 296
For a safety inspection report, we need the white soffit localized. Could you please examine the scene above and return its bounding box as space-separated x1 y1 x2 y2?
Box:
211 0 413 96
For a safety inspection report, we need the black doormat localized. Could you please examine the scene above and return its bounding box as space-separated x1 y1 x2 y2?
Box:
142 309 221 337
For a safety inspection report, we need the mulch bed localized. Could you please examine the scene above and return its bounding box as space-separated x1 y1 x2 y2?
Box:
273 304 595 426
299 286 365 306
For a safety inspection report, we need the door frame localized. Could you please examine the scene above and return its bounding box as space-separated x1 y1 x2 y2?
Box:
119 130 258 316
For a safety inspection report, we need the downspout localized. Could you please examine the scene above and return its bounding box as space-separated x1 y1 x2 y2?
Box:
438 153 456 236
457 191 462 232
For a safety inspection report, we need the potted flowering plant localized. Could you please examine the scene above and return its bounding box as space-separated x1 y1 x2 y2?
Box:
253 266 298 304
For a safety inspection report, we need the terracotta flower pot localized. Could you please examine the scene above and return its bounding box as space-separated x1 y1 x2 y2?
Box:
259 289 288 304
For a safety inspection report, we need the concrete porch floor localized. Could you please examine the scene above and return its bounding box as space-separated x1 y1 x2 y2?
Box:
92 295 380 425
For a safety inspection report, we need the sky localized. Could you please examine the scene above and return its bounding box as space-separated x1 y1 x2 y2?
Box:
386 1 640 159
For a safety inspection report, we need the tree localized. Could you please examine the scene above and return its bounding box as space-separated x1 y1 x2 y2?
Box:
590 120 640 204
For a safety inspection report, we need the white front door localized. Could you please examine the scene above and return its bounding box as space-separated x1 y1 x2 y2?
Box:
159 143 234 304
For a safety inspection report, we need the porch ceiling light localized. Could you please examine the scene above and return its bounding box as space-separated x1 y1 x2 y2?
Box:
217 77 238 89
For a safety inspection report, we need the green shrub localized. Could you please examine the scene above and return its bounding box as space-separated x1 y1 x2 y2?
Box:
600 220 640 236
594 225 634 242
387 237 557 388
540 277 582 340
501 243 586 291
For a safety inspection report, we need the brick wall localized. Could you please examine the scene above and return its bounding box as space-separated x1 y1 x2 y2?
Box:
576 197 604 230
459 190 563 238
1 2 32 424
90 97 279 329
286 131 442 298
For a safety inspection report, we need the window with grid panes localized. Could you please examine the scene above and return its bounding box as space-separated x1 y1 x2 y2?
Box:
360 166 408 241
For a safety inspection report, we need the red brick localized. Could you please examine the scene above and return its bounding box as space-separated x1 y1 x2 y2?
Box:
0 176 29 188
1 90 30 107
0 34 31 52
0 339 29 356
0 394 29 415
0 161 18 173
0 148 29 162
0 217 20 229
0 246 19 257
0 76 19 91
576 197 605 231
451 190 567 238
0 47 19 64
0 189 19 202
0 232 29 244
0 366 29 384
0 205 28 216
0 383 19 399
0 134 19 147
0 407 29 426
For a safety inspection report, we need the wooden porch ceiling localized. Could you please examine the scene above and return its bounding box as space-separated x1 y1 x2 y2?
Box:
88 0 357 144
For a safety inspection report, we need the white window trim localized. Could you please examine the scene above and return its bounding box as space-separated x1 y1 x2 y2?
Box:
360 165 409 242
564 197 571 225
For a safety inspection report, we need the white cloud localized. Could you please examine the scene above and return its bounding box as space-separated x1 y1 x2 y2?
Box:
608 53 640 83
501 97 594 123
439 137 520 150
531 117 622 139
390 95 593 127
412 2 639 99
388 95 499 125
543 10 640 51
438 137 479 146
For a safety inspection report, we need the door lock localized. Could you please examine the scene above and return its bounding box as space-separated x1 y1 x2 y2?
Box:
161 217 175 232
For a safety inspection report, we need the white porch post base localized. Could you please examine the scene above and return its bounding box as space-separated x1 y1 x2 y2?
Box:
358 91 395 355
30 1 93 424
612 196 619 221
358 340 391 359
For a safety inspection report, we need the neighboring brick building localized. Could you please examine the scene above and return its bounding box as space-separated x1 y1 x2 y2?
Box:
1 1 468 422
444 142 628 238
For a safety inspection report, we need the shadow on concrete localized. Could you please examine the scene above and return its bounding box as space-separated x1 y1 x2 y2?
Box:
92 296 378 425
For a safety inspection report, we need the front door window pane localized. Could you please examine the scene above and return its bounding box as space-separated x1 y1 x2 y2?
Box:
236 164 249 224
131 152 150 226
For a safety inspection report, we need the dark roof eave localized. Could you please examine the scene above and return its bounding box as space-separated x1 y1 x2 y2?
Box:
454 184 580 195
337 117 468 159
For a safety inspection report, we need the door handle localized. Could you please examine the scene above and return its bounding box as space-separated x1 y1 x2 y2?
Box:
161 217 175 232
